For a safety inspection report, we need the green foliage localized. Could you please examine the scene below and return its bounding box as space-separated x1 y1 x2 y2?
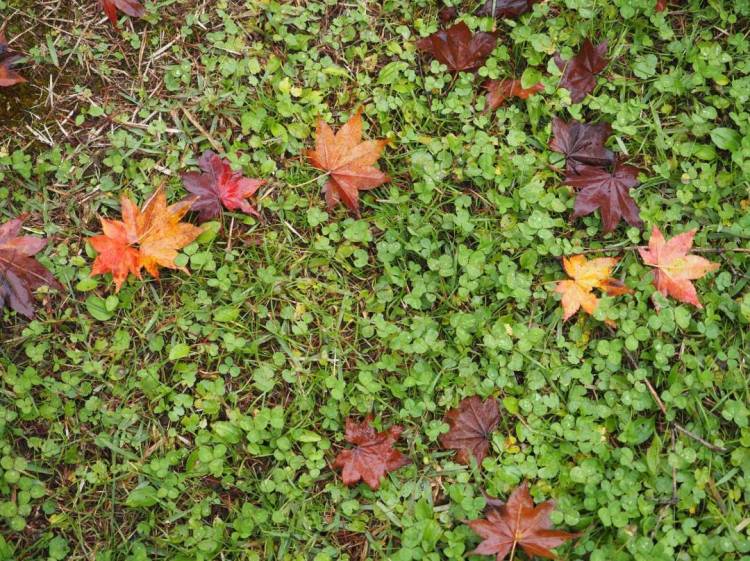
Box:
1 0 749 559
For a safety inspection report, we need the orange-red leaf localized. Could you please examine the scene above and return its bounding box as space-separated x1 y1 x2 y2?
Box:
555 255 630 323
0 32 26 87
306 107 389 216
416 22 497 73
466 483 579 561
638 227 719 308
89 187 203 292
0 215 61 318
440 396 500 465
486 79 544 110
332 417 410 490
101 0 146 27
655 0 668 11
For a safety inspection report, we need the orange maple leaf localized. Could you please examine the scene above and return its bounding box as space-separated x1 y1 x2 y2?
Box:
89 187 203 291
638 226 719 308
555 254 631 323
306 107 389 216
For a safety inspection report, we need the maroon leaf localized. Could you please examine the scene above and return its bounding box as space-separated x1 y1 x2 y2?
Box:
416 22 497 72
477 0 541 18
554 40 608 103
101 0 146 27
655 0 668 10
466 482 580 560
0 215 61 319
438 6 458 23
564 161 643 233
439 396 500 464
486 79 544 110
181 150 264 222
0 32 26 87
549 117 614 171
332 417 410 490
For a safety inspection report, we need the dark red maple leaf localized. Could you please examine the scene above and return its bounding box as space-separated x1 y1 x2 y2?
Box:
466 482 580 560
332 417 410 490
564 160 642 233
486 79 544 110
554 40 608 103
181 150 264 222
440 396 500 464
0 215 61 318
101 0 146 27
0 32 26 87
416 22 497 72
477 0 542 18
549 117 614 171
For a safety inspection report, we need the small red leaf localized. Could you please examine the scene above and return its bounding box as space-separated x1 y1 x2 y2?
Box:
563 160 642 233
332 417 410 490
466 482 580 561
182 151 264 222
554 40 608 103
0 215 61 318
440 396 500 464
549 117 614 171
477 0 542 18
486 79 544 110
416 22 497 73
0 33 26 87
638 227 719 308
655 0 668 11
101 0 146 27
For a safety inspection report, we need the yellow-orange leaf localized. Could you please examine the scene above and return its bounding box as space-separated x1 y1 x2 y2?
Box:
638 226 719 308
89 187 203 291
305 107 389 216
555 255 631 323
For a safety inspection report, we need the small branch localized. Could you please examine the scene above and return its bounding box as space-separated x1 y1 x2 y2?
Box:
179 104 223 153
615 330 728 454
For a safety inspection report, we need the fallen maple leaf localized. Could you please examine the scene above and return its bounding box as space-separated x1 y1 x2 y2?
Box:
554 40 608 103
466 482 579 560
306 107 389 216
477 0 541 18
638 227 719 308
0 215 61 318
563 161 642 233
0 32 26 87
486 79 544 110
332 417 410 490
440 396 500 465
416 22 497 72
181 150 264 222
101 0 145 27
555 255 631 322
549 117 614 171
89 187 203 292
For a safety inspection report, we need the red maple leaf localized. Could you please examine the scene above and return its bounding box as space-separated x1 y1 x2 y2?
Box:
0 215 61 318
486 79 544 110
416 22 497 72
439 396 500 464
332 417 410 490
0 32 26 87
181 151 264 222
477 0 542 18
554 40 608 103
638 227 719 308
549 117 614 171
563 160 642 233
466 482 580 560
101 0 146 27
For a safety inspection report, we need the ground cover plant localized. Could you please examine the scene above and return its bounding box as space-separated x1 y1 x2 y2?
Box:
1 0 749 559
